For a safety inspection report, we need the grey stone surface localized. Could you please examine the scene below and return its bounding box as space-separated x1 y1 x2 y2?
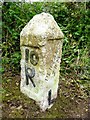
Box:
20 12 64 111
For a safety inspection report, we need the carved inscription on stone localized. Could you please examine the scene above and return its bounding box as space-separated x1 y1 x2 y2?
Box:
30 51 39 66
20 12 64 111
25 66 35 87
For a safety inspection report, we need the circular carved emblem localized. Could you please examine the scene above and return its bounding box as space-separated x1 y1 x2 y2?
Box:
30 51 39 66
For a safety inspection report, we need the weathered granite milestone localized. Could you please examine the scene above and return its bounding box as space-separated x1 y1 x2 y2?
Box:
20 12 64 111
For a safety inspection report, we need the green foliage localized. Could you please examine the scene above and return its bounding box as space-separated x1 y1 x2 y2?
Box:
2 2 90 89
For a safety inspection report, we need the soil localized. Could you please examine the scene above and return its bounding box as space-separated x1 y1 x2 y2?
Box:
2 71 89 118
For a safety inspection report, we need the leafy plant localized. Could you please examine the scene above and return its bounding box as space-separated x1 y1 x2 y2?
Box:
2 2 90 91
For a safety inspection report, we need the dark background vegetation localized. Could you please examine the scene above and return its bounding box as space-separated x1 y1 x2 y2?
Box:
1 2 90 118
2 2 90 92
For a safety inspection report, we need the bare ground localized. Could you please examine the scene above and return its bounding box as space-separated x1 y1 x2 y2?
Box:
2 71 89 118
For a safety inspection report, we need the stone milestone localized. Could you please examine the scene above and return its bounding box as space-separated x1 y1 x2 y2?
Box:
20 12 64 111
